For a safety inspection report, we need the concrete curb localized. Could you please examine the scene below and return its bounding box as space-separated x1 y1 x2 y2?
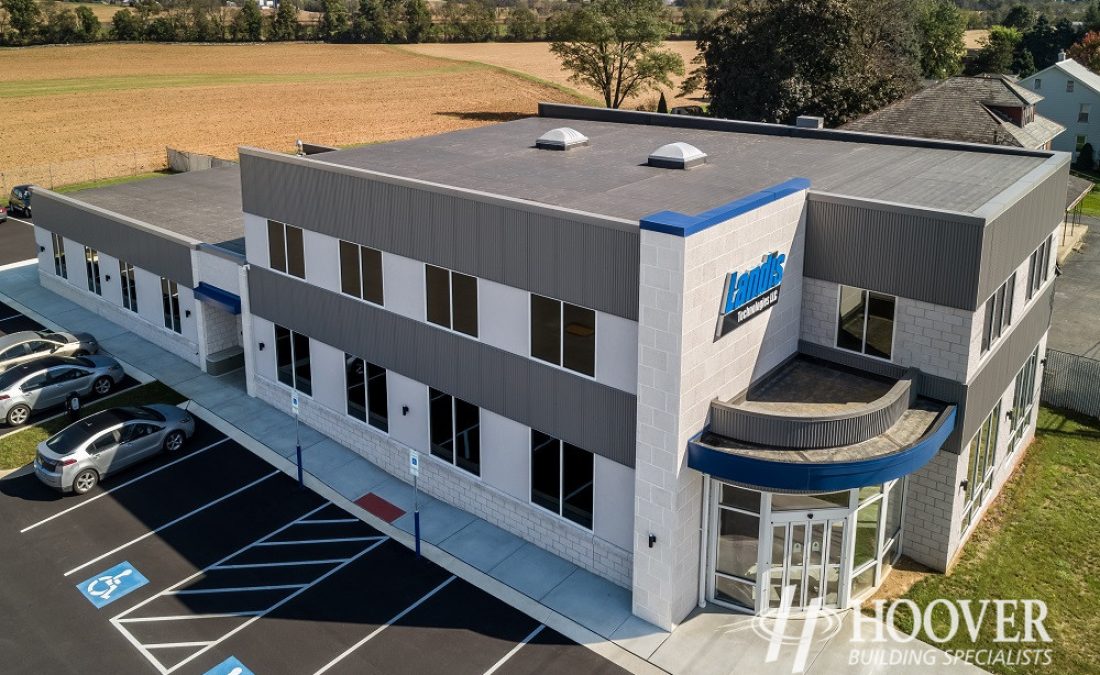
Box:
180 399 668 675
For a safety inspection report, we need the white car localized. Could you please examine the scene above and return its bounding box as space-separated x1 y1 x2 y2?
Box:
0 330 99 372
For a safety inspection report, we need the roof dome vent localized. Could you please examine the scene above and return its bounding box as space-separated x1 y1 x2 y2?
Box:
648 142 707 169
536 127 589 151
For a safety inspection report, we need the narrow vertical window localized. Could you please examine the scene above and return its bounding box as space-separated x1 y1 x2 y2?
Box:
51 233 67 278
119 261 138 313
345 355 388 432
530 294 562 365
161 278 181 333
84 247 101 295
425 265 451 329
268 220 305 279
274 324 311 395
836 285 895 360
268 220 286 273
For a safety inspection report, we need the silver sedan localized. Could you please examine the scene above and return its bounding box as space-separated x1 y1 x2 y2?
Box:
0 354 125 426
0 330 99 372
34 405 196 494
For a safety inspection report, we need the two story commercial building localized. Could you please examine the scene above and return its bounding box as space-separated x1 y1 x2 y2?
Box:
31 104 1065 631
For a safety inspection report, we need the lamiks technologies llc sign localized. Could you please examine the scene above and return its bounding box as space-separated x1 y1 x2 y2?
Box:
716 251 786 338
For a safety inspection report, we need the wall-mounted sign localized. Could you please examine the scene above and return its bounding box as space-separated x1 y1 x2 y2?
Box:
715 251 786 338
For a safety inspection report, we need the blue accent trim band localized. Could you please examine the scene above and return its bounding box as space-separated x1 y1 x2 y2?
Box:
688 405 956 491
194 282 242 315
640 178 811 237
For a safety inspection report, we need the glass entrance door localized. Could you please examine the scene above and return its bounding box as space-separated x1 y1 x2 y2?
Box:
765 512 847 612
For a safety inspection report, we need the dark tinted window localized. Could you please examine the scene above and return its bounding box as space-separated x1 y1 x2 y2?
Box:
346 356 367 423
92 429 122 452
865 292 895 360
339 241 361 297
836 285 865 353
429 388 454 463
346 356 388 432
285 225 305 279
22 372 48 391
268 220 287 273
562 442 594 528
425 265 451 329
275 325 293 388
366 362 388 432
292 331 311 395
562 303 595 377
531 431 560 516
531 295 561 366
454 398 480 476
361 246 384 306
451 272 478 337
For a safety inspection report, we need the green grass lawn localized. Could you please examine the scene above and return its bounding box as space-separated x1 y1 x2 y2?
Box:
892 407 1100 674
0 381 185 470
1078 186 1100 218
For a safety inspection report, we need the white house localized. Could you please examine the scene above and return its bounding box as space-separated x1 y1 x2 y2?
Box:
1024 56 1100 160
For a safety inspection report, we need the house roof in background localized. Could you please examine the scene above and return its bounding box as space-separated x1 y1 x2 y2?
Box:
842 76 1062 149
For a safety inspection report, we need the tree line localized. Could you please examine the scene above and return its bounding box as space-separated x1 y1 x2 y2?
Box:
0 0 722 46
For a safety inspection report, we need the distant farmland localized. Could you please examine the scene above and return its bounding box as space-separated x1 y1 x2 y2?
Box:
2 42 585 191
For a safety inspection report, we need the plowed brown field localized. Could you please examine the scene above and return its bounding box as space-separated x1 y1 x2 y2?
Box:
2 42 585 190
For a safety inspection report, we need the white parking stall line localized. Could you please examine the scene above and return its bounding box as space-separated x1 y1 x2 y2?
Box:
482 625 546 675
144 641 215 650
254 536 385 546
295 518 360 525
63 469 280 577
0 314 25 322
110 502 390 675
168 584 308 595
211 559 347 570
117 612 262 623
312 575 458 675
20 437 232 534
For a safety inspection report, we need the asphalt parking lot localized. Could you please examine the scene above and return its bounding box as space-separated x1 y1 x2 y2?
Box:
0 213 37 267
0 417 631 675
0 300 141 435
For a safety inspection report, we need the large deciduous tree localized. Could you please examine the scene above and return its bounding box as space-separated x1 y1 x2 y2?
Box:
686 0 920 126
269 0 300 40
548 0 684 109
917 0 965 79
1 0 41 42
1069 31 1100 74
971 25 1023 74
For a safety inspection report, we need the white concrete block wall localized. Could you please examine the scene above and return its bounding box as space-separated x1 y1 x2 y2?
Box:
633 190 808 630
203 306 241 355
250 363 633 587
194 250 243 295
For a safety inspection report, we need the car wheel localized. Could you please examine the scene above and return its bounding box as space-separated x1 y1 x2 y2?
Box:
92 377 113 396
6 404 31 426
163 430 185 453
72 469 99 495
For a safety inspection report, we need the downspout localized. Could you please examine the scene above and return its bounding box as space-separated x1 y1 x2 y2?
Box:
698 474 710 608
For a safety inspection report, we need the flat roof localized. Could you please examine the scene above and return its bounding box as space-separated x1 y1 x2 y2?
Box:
68 164 245 255
321 112 1054 221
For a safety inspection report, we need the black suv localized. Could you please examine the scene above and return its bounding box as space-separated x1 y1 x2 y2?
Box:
8 185 32 218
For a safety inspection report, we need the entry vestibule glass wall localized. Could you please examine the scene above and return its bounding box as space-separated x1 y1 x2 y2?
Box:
707 479 907 615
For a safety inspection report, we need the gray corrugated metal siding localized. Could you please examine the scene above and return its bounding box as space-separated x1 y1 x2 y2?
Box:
248 266 637 467
34 191 195 286
239 150 641 321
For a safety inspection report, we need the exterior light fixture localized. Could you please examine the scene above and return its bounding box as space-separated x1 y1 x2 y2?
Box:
258 342 265 351
185 310 192 318
648 533 657 548
402 405 410 416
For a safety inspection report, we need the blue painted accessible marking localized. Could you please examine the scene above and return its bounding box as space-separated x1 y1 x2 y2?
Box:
205 656 254 675
75 561 149 609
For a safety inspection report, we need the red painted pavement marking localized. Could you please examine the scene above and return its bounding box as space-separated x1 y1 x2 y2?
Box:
355 493 406 523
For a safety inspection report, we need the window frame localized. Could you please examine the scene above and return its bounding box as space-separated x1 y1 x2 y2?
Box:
424 264 479 338
274 324 312 396
427 387 481 477
84 246 101 295
267 220 305 279
1080 103 1092 123
161 277 181 334
51 233 67 279
1067 80 1075 93
980 274 1016 354
529 429 594 530
119 261 138 313
338 240 384 307
833 284 897 362
960 402 1002 535
344 353 388 433
1033 77 1041 90
529 293 598 378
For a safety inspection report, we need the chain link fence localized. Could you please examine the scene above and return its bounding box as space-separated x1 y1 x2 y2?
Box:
1 148 169 196
1041 349 1100 420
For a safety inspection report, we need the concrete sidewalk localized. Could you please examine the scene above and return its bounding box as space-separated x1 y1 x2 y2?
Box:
0 260 984 675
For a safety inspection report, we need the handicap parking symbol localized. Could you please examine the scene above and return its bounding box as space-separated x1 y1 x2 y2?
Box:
205 656 254 675
75 561 149 609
